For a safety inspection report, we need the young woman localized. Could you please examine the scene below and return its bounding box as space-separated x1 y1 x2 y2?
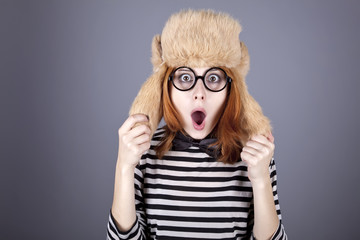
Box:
107 9 287 240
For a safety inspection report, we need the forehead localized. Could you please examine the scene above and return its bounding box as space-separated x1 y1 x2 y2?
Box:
192 67 209 75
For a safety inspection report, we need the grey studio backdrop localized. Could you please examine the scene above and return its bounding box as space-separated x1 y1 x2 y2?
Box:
1 0 359 239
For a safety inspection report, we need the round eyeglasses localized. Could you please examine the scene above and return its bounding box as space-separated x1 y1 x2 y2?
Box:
169 67 232 92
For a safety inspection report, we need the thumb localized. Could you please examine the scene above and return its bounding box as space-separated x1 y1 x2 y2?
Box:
267 131 275 143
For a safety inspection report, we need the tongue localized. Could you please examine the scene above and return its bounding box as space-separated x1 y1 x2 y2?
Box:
191 111 205 125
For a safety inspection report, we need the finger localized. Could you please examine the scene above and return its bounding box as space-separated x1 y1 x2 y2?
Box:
245 139 266 151
124 124 151 142
119 125 151 144
246 140 273 156
250 134 271 146
251 134 274 150
240 151 256 166
242 146 260 156
132 132 151 145
120 114 149 134
267 131 274 143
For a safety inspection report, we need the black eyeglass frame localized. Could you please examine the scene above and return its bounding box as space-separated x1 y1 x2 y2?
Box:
168 66 232 92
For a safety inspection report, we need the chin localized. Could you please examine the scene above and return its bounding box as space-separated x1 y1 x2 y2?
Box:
184 126 212 140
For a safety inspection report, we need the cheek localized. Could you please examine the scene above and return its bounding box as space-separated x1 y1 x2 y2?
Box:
208 93 227 119
170 88 188 114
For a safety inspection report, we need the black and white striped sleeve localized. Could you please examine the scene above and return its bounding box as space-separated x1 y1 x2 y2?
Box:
106 165 147 240
250 157 287 240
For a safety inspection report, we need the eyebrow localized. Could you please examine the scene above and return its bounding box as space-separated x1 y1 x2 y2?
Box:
176 68 222 76
206 69 222 73
177 69 192 73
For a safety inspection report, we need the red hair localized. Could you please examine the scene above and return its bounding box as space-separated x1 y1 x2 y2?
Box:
154 67 244 164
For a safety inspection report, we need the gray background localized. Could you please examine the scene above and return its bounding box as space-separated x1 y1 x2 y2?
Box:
1 0 359 239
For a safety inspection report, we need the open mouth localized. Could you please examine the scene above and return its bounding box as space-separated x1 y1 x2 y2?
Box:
191 110 206 126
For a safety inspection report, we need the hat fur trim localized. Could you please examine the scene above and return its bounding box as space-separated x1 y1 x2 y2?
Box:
161 9 242 69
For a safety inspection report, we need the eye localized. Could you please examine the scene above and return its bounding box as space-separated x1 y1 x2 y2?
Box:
207 74 220 82
180 74 192 82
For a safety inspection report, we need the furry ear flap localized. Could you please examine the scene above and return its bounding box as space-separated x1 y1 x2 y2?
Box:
239 89 272 142
239 41 250 78
128 35 166 137
151 34 163 72
233 41 272 143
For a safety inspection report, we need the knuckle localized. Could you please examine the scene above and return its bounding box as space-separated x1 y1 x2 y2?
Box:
139 124 146 132
129 115 137 124
129 114 136 121
142 135 149 143
263 147 270 155
142 124 150 133
146 127 152 134
121 134 128 143
268 146 274 154
118 127 123 135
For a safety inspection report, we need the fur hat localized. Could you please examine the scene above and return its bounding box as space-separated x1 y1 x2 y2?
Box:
129 9 271 143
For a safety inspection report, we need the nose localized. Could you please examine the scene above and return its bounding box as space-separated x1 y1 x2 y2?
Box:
193 79 206 100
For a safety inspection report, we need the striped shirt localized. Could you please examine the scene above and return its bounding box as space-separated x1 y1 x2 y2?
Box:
107 126 287 240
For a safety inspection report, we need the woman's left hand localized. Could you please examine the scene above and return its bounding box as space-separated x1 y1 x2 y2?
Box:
240 132 275 184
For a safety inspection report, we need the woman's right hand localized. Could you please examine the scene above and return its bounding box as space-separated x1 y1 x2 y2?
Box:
117 114 151 169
